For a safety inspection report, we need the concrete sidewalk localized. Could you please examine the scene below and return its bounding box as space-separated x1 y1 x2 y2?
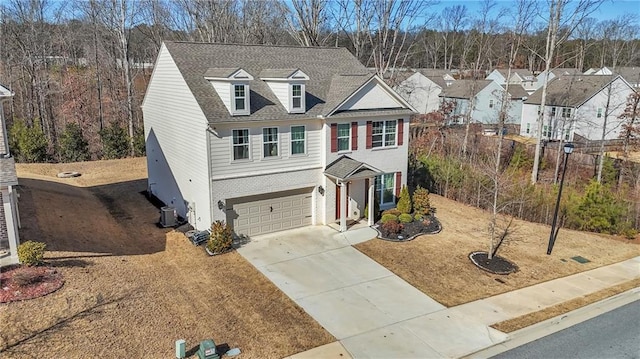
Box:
240 226 639 359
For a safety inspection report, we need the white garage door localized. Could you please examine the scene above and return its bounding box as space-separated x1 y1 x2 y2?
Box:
230 189 313 237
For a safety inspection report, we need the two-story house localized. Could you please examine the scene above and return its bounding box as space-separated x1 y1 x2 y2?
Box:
394 69 454 114
0 83 20 266
486 69 537 94
143 42 415 236
593 66 640 88
520 74 635 141
439 80 524 125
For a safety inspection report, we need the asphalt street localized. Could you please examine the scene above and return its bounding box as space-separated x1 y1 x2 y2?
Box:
492 300 640 359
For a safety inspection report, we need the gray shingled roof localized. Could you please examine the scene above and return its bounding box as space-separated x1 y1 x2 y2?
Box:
426 76 447 89
440 80 493 99
203 68 241 78
0 157 17 187
259 69 299 78
164 41 374 123
525 75 617 107
552 68 581 76
417 69 454 78
324 155 382 180
614 67 640 84
502 84 529 99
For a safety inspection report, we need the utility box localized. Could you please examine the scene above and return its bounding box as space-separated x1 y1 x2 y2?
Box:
175 339 186 359
160 206 177 227
197 339 219 359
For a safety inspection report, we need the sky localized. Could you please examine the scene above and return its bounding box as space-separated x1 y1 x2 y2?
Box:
430 0 640 23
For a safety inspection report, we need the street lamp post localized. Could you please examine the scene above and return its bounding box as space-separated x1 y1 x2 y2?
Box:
547 143 574 255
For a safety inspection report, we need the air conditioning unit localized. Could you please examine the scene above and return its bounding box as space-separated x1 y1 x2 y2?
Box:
160 206 177 227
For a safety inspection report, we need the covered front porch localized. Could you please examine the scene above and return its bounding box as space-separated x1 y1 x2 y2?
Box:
324 156 382 232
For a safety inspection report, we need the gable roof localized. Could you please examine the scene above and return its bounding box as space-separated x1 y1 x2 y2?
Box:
324 155 382 180
525 75 618 107
0 83 13 97
440 80 494 99
502 84 529 99
164 41 403 123
417 68 454 78
612 67 640 84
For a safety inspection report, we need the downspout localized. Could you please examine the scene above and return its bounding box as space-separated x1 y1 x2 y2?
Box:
206 125 216 230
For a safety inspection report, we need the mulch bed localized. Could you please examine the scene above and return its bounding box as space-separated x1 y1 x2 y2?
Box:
0 265 64 303
374 214 442 241
469 251 518 275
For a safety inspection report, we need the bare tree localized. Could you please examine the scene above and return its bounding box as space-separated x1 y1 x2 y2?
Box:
530 0 603 184
285 0 331 47
440 5 469 70
332 0 375 62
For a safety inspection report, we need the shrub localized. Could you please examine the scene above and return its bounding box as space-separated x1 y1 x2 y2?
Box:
59 123 90 162
414 213 423 221
100 123 130 159
207 220 233 254
398 213 413 223
381 221 404 236
9 118 49 163
619 223 638 240
380 213 398 224
17 241 47 266
397 186 412 214
412 186 431 216
12 267 45 287
382 208 401 216
133 129 146 156
565 180 624 234
364 198 381 221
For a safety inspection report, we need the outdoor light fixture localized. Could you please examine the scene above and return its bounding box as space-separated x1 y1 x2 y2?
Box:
547 142 574 255
318 185 325 196
217 200 225 210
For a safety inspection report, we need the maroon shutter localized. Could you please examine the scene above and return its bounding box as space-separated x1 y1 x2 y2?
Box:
351 121 358 150
330 123 337 153
397 119 404 146
366 121 372 149
395 172 401 198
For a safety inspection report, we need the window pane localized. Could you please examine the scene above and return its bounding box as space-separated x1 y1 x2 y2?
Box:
263 128 278 157
338 138 349 151
291 126 305 140
234 145 249 160
235 85 244 97
337 123 350 151
292 97 301 109
264 143 278 157
235 98 245 110
292 85 301 96
291 141 304 155
372 122 383 148
385 120 396 146
383 175 394 204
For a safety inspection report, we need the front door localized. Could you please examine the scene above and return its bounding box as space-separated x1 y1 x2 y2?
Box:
335 182 350 219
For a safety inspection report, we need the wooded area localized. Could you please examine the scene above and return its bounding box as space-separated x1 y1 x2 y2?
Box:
1 0 638 161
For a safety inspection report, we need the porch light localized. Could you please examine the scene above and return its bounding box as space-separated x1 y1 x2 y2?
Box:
318 185 325 196
217 200 225 210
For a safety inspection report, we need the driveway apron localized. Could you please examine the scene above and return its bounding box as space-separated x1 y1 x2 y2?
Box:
237 226 506 358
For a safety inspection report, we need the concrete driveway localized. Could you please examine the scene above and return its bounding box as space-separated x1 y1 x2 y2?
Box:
237 225 507 358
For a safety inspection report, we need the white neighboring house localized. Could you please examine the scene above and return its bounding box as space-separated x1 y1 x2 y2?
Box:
0 83 20 266
439 80 525 125
520 74 635 141
143 42 415 236
535 67 580 90
593 66 640 88
394 69 454 114
486 69 537 94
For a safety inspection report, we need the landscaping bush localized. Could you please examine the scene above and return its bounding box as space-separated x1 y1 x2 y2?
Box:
207 220 233 254
59 123 90 162
381 208 401 216
565 180 624 234
17 241 47 266
380 213 398 224
397 186 412 214
12 267 45 287
100 123 130 159
398 213 413 223
412 186 431 216
9 118 49 163
414 213 423 221
381 220 403 236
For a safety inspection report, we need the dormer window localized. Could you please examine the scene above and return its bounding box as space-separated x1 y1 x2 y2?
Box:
292 84 303 110
204 67 253 116
234 84 247 112
260 68 309 114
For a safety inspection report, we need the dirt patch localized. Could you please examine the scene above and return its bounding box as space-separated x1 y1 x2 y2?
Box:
356 195 640 307
491 278 640 333
469 252 518 275
2 158 333 358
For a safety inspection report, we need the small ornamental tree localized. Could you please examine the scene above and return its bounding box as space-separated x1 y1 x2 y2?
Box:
18 241 47 266
396 186 412 214
207 220 233 254
412 186 431 216
9 118 48 163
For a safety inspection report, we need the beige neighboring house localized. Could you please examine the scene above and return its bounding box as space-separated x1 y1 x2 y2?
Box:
0 83 20 266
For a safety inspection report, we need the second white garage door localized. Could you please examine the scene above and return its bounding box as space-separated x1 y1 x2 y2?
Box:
229 188 313 237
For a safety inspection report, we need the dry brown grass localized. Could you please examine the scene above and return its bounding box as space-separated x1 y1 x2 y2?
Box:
491 278 640 333
1 158 333 359
356 195 640 308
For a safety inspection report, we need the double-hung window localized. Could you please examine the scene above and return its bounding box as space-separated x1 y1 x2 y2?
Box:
375 174 395 206
372 120 397 148
232 129 250 160
337 123 350 151
562 107 571 118
290 126 305 155
263 127 278 157
551 107 556 117
489 99 494 109
292 84 302 110
526 123 531 134
234 84 246 111
597 108 603 118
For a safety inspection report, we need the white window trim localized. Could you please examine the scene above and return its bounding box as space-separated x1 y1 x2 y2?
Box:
561 107 571 118
232 83 250 115
231 128 251 162
597 107 603 118
262 127 280 159
290 125 307 156
290 83 305 113
371 120 397 149
337 123 351 152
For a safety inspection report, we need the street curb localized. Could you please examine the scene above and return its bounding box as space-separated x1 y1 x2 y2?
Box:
463 287 640 358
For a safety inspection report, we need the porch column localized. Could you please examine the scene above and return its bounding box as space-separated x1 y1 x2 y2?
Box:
368 178 375 226
3 189 19 263
339 181 347 232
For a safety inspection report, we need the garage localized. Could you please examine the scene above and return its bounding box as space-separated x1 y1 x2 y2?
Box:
228 188 313 237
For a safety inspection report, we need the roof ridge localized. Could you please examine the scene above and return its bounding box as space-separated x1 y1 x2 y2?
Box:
165 40 350 51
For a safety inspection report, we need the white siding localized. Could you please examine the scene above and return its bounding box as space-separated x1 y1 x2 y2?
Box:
395 73 442 114
265 81 289 109
338 81 404 111
209 119 323 179
210 81 232 114
520 104 540 137
143 44 211 230
486 70 506 84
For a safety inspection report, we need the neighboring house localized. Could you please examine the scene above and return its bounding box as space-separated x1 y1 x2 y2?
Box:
487 69 537 95
143 42 415 236
593 66 640 88
584 68 599 75
520 74 635 141
394 69 453 114
0 83 20 266
535 67 580 89
439 80 523 125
